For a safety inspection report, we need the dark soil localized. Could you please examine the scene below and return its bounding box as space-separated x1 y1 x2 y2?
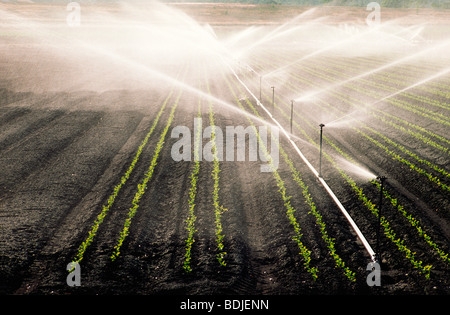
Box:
0 3 448 297
0 66 448 295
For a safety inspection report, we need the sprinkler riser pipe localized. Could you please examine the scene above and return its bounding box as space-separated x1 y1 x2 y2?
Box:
290 100 294 134
319 124 325 178
271 86 275 113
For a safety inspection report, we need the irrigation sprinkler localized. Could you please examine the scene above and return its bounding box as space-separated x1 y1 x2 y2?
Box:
271 86 275 113
376 175 387 264
290 100 294 134
319 123 325 178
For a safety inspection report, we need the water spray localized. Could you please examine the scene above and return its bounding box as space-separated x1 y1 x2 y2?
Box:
324 64 450 129
293 39 450 106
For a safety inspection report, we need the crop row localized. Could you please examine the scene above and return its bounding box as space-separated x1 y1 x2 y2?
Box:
282 52 450 98
325 94 450 192
317 86 450 189
230 73 357 282
183 99 202 273
340 164 433 279
290 67 446 189
359 125 450 192
291 58 450 128
310 59 450 122
223 71 319 280
305 59 450 150
295 110 434 278
311 101 450 267
294 53 450 111
373 109 450 148
252 54 449 153
303 105 446 269
262 57 450 238
205 77 228 267
255 56 449 191
372 180 450 264
71 88 175 267
343 55 450 95
110 87 182 261
256 51 450 141
240 63 438 277
369 110 449 155
327 89 450 159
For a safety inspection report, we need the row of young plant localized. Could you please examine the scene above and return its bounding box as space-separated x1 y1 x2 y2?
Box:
183 69 234 272
369 109 449 155
314 83 450 189
373 108 450 148
359 125 450 192
339 161 433 279
258 50 450 133
302 66 450 158
183 101 202 273
205 77 228 267
110 87 183 261
251 53 449 188
223 71 319 281
358 56 450 96
320 54 450 98
290 56 450 128
372 180 450 264
319 81 450 157
283 51 450 151
268 57 450 191
285 80 449 268
240 61 440 277
297 68 450 191
301 53 450 112
71 88 175 267
260 54 450 220
231 73 357 282
306 57 450 123
287 103 434 278
250 53 449 153
310 100 450 268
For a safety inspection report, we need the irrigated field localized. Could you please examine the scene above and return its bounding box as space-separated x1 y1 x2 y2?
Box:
0 2 448 295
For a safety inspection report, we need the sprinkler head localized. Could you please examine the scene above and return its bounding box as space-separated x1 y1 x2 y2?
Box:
319 123 325 128
376 175 387 182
